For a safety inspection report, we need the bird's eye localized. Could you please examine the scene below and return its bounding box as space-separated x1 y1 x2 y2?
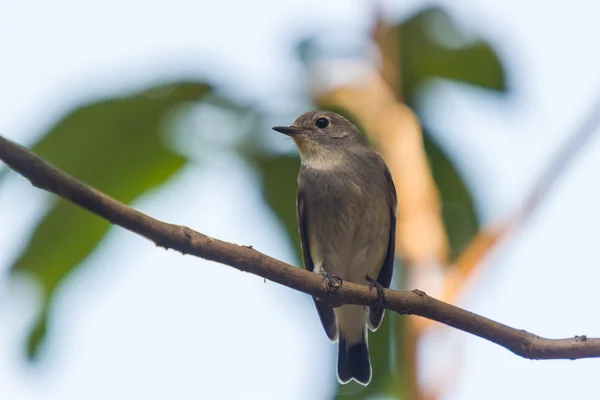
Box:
315 117 329 129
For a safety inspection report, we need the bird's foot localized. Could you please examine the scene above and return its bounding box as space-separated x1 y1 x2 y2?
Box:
366 276 386 304
321 271 343 292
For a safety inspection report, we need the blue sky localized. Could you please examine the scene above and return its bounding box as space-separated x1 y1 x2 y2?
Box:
2 0 600 399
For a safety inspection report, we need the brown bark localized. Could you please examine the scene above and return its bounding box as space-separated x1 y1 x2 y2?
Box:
1 133 600 362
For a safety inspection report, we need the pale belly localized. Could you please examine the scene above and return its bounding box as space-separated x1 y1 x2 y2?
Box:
307 185 390 285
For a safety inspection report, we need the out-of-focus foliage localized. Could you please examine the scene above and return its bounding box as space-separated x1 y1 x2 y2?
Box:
6 82 211 359
251 154 302 260
399 7 507 104
423 134 478 259
397 7 507 263
399 6 507 261
2 4 508 399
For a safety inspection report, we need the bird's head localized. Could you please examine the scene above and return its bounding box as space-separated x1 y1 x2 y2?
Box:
272 111 367 167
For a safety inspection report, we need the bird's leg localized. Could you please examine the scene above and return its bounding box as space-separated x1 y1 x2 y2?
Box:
366 276 386 304
321 271 343 292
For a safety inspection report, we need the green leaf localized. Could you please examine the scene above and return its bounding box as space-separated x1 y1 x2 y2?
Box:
251 153 302 261
9 81 212 360
393 7 490 259
399 6 507 104
423 132 478 260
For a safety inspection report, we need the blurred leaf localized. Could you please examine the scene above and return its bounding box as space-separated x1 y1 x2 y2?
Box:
393 6 498 259
399 6 507 103
423 132 478 260
10 80 212 360
251 153 302 261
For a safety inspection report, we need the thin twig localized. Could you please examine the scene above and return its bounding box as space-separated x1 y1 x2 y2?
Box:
446 92 600 301
520 93 600 218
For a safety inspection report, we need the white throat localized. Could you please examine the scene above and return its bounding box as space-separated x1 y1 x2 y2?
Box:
300 149 345 170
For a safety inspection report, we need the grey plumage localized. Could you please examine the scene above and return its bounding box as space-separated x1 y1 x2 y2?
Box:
273 111 397 386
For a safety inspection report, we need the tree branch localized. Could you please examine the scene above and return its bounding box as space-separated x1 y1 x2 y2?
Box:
0 134 598 361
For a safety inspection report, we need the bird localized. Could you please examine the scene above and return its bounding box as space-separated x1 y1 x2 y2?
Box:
272 111 397 386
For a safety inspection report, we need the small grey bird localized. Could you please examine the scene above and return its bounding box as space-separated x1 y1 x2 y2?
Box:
273 111 397 386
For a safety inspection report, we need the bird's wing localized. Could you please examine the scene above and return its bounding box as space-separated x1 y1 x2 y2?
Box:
296 187 315 273
368 156 398 331
297 185 338 341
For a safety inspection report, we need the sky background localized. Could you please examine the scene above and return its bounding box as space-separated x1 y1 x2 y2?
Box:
2 0 600 399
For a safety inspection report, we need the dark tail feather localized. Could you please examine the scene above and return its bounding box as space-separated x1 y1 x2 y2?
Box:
313 297 338 341
368 306 385 331
337 336 353 384
337 334 371 386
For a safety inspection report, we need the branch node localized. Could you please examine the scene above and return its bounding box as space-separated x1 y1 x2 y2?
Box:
182 226 194 241
30 180 45 190
155 241 169 250
396 307 413 315
412 289 427 297
518 337 536 359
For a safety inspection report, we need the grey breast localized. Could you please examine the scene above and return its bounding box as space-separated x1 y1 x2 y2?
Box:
298 150 391 283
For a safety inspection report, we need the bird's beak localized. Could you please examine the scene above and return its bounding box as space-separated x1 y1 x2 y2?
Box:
272 125 304 136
